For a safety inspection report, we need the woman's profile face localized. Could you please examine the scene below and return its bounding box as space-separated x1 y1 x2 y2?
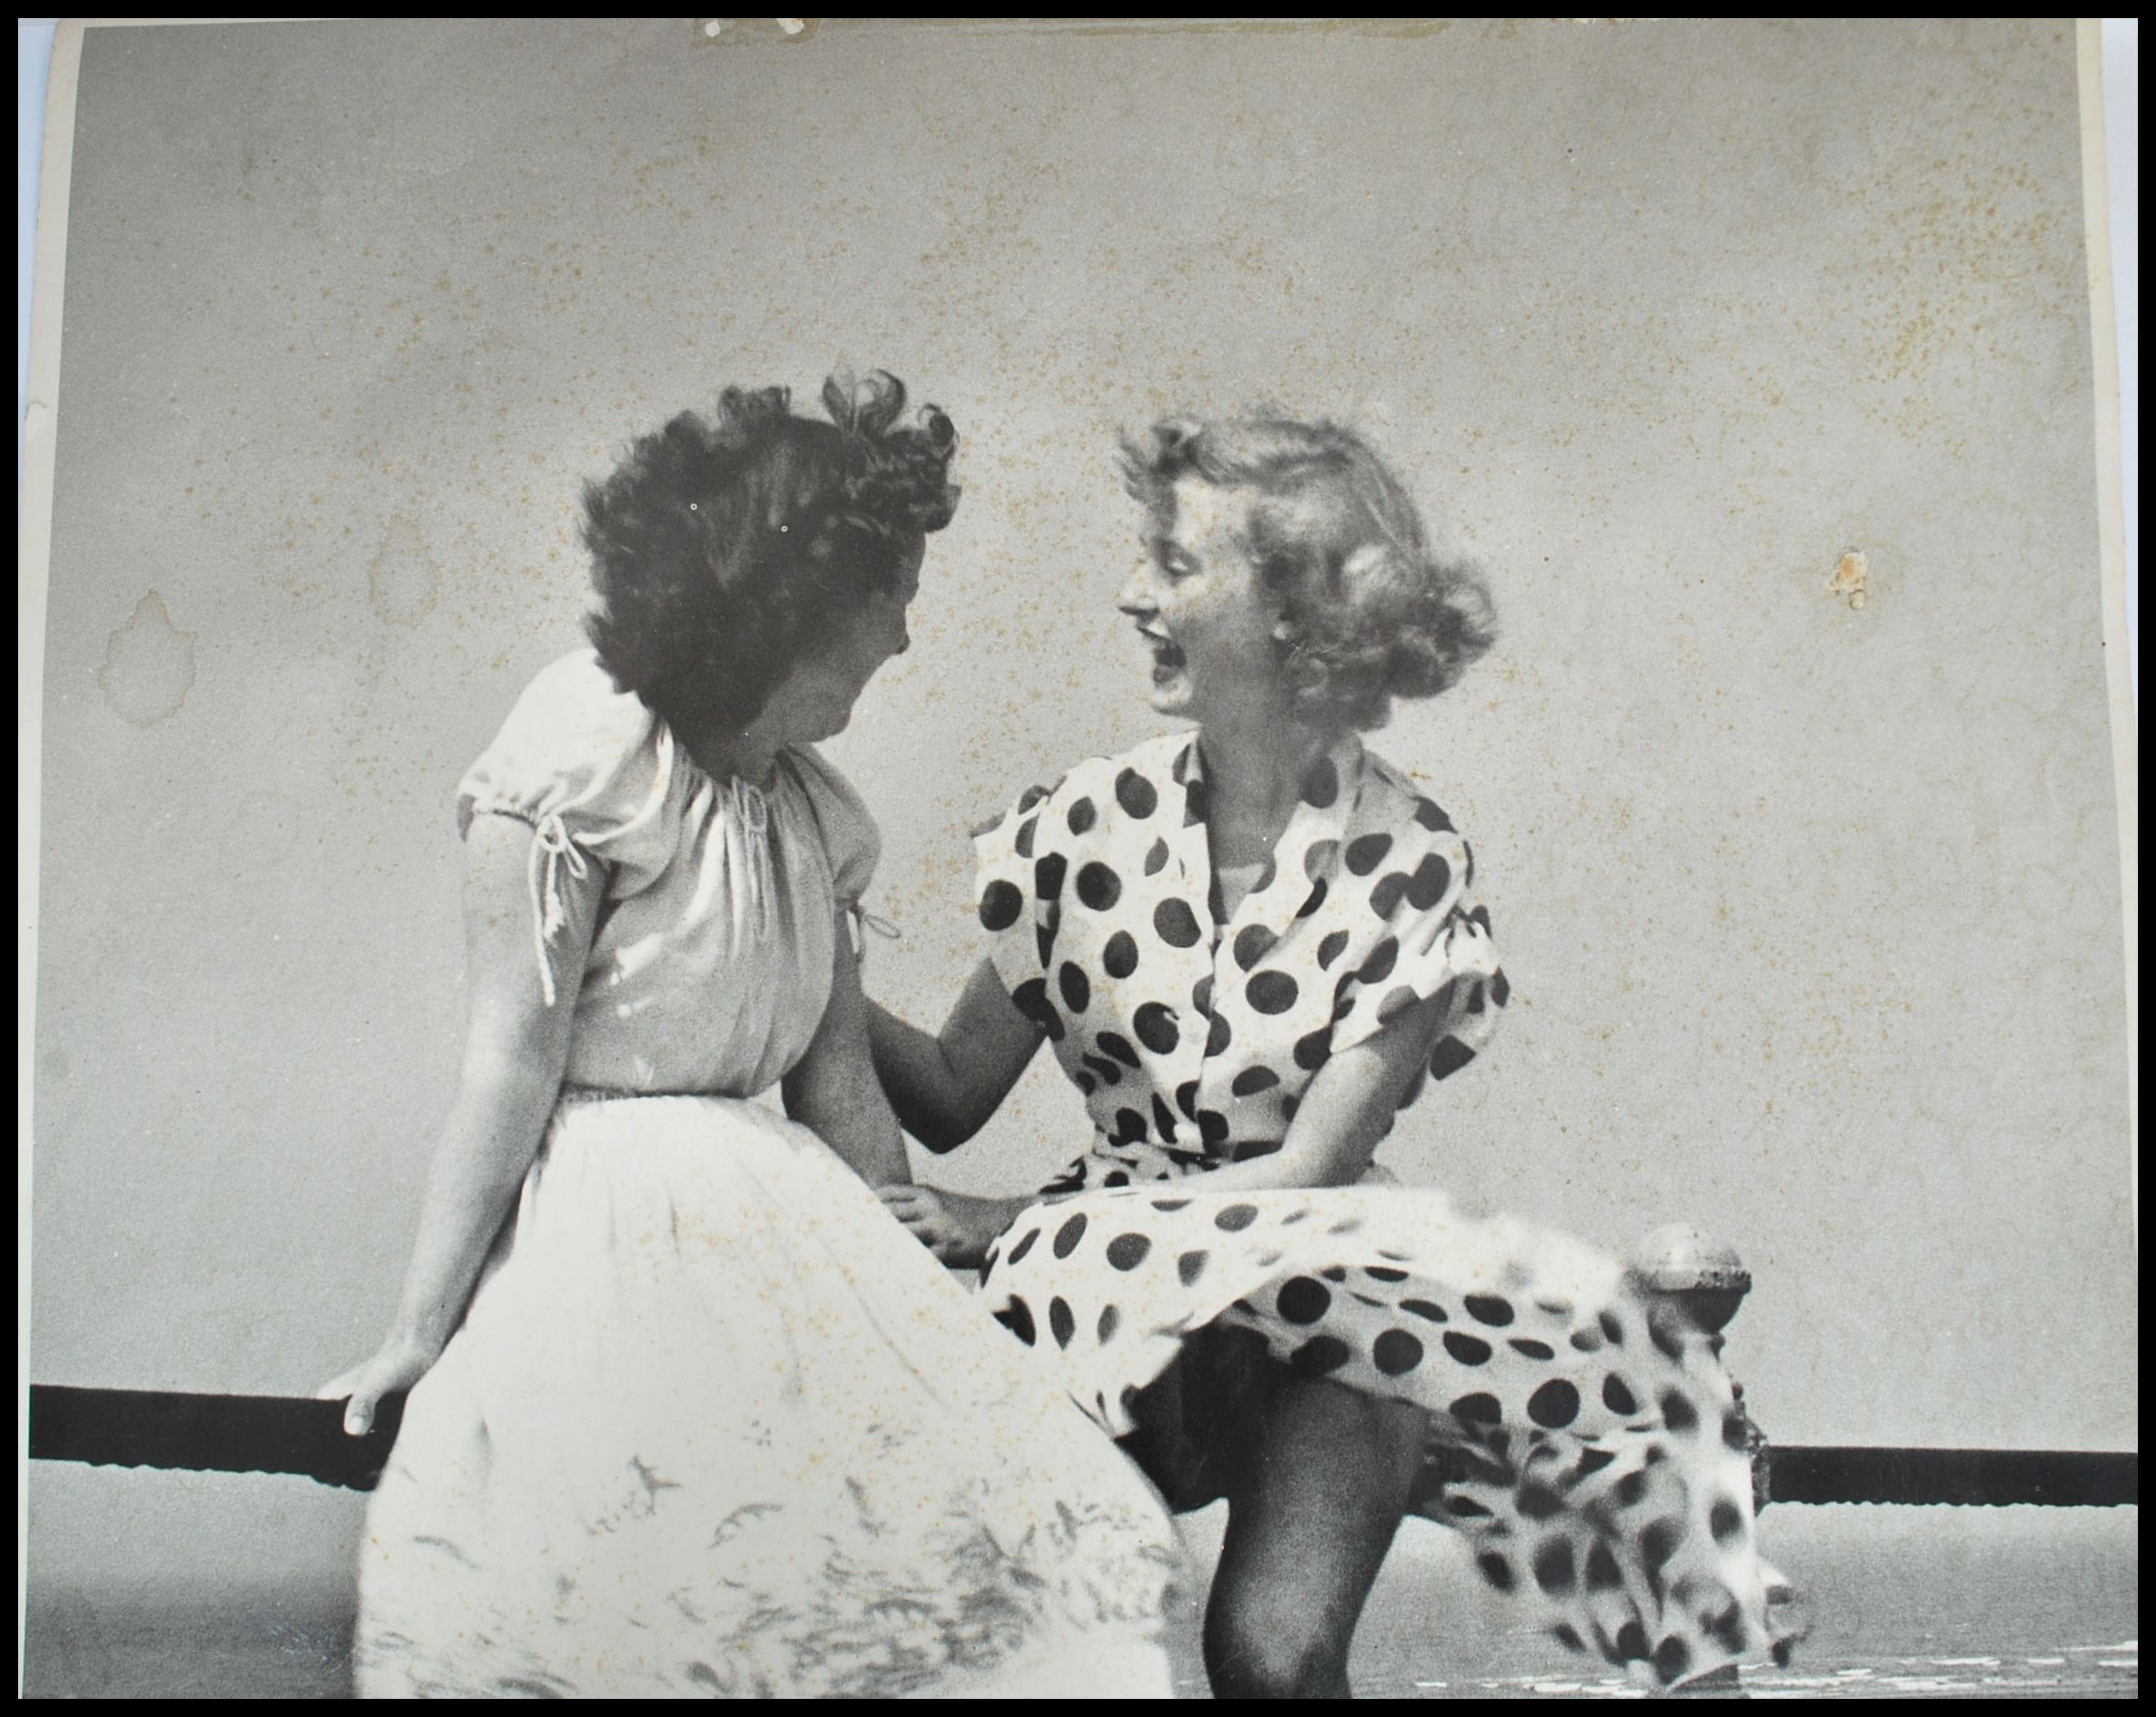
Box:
1117 477 1289 725
763 534 924 747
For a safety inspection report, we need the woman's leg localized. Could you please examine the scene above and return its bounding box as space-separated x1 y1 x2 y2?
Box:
1202 1372 1428 1699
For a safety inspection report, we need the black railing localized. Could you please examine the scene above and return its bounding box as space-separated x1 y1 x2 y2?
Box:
25 1385 2138 1506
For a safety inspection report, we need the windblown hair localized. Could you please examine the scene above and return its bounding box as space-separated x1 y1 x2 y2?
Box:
1118 415 1495 733
582 371 959 738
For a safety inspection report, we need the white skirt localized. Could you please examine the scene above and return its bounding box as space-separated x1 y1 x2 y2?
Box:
355 1092 1183 1699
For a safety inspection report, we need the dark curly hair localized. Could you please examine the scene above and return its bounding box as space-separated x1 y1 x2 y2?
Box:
581 370 959 739
1118 415 1495 733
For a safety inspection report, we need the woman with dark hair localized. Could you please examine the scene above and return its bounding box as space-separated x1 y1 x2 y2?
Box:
870 414 1799 1696
318 374 1182 1699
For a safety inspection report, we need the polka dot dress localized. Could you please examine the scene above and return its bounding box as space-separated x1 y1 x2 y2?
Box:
969 733 1797 1689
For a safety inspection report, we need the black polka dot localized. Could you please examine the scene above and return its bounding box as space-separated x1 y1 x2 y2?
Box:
1370 871 1413 918
1641 1519 1681 1571
1293 1026 1333 1071
1036 924 1058 969
1181 775 1207 825
1650 1318 1686 1362
1659 1390 1698 1434
1552 1623 1586 1654
1509 1337 1556 1360
1773 1641 1793 1669
1196 1110 1231 1147
1058 962 1091 1014
1356 937 1400 985
1206 1012 1233 1055
1097 1304 1120 1343
1450 1392 1502 1426
1570 1327 1603 1354
1133 1002 1180 1054
979 880 1024 932
1105 1232 1152 1271
1393 1069 1429 1112
1296 879 1329 918
1491 969 1511 1008
1615 1471 1649 1507
1316 930 1350 970
1050 1214 1089 1258
1034 853 1067 901
1275 1335 1345 1378
1230 1066 1279 1097
1108 1108 1147 1145
1190 974 1214 1016
1464 1294 1515 1327
1277 1277 1331 1324
1153 898 1202 948
1300 756 1339 807
1002 1227 1039 1267
1345 832 1393 875
1723 1410 1751 1453
1330 986 1357 1025
1149 1094 1179 1140
1079 1052 1121 1087
1013 816 1038 859
1373 1329 1424 1375
1413 796 1453 833
1215 1202 1258 1231
1001 1297 1036 1346
1017 783 1052 814
1232 924 1278 970
1443 1331 1492 1365
1077 862 1121 912
1476 1552 1515 1593
1103 1170 1130 1188
1364 1266 1409 1283
1177 1249 1208 1286
1175 1080 1199 1119
1010 978 1064 1041
1246 971 1299 1014
1600 1310 1626 1346
1528 1379 1581 1428
1048 1296 1075 1348
1429 1036 1475 1080
1652 1636 1691 1687
1519 1483 1564 1520
1360 987 1418 1035
1075 1072 1097 1096
1143 836 1170 876
1102 931 1139 979
1114 767 1158 819
1585 1541 1622 1591
1303 840 1340 883
1067 796 1097 834
1709 1498 1745 1544
1603 1375 1639 1416
1532 1538 1577 1595
1401 1298 1449 1323
1279 1093 1299 1121
1098 1031 1140 1068
1406 852 1453 911
1614 1622 1650 1664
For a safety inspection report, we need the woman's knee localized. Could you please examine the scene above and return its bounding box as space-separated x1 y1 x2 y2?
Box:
1203 1594 1351 1699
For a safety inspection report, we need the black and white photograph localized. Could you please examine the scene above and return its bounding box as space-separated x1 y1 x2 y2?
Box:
19 17 2137 1700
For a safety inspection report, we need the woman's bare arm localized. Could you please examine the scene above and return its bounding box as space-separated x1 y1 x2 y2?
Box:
317 813 596 1433
1178 989 1457 1196
782 912 913 1189
864 957 1044 1152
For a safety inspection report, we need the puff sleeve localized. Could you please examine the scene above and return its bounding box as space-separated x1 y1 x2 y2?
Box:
784 745 883 911
455 651 684 1006
970 777 1062 1001
1326 800 1508 1079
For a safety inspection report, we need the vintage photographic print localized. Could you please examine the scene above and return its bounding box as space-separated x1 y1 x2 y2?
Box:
21 17 2135 1701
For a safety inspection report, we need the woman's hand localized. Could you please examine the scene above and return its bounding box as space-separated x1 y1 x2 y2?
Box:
315 1333 441 1436
865 959 1043 1152
877 1184 1026 1269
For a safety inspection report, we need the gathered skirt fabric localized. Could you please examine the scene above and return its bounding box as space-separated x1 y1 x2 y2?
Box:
355 1093 1183 1699
980 1183 1799 1692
